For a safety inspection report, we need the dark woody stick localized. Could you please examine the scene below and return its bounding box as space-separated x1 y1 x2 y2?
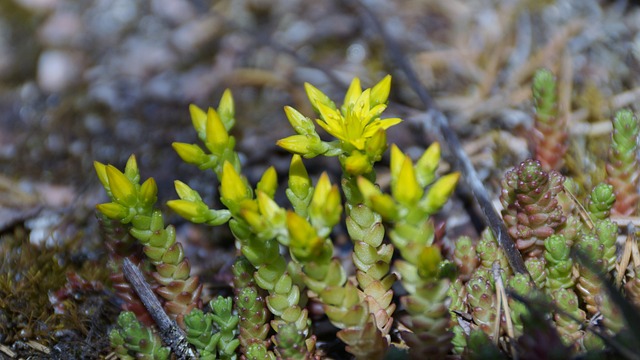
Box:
352 0 528 275
122 257 197 359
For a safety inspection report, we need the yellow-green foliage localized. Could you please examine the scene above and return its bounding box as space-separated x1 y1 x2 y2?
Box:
92 67 640 359
95 76 459 359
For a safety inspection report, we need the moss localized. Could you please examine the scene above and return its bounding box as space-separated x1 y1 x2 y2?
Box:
0 225 117 358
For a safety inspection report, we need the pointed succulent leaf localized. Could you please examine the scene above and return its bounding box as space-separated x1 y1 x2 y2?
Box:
123 155 139 183
172 142 207 166
217 89 235 131
205 107 229 154
189 104 208 140
287 211 323 262
357 176 382 202
284 105 316 136
342 77 362 113
416 142 440 187
390 144 405 184
370 74 391 106
96 202 129 220
344 150 372 175
392 157 422 206
174 180 201 202
167 199 202 222
421 172 460 214
416 245 443 279
305 82 336 114
309 173 342 231
277 134 313 156
106 165 137 207
220 161 251 210
288 155 311 198
137 177 157 208
94 161 110 193
365 128 387 161
257 166 278 199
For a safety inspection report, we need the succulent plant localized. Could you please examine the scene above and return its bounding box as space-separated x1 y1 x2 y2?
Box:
532 68 567 172
500 159 566 258
606 109 640 216
92 72 640 360
544 234 575 291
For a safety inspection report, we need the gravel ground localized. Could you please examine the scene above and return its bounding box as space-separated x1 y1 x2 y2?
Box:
1 0 640 357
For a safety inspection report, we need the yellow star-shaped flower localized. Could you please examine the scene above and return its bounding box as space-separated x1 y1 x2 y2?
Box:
306 76 401 150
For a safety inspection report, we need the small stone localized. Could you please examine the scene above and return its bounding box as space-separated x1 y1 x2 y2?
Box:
37 50 83 92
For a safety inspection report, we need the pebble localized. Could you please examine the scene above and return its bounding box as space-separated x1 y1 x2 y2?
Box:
39 10 82 47
37 50 83 92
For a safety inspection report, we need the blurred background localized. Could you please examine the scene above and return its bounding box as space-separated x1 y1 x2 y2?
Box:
2 0 639 214
1 0 640 354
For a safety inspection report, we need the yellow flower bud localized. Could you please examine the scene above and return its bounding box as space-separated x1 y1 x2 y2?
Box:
257 166 278 199
189 104 207 139
94 161 109 191
276 134 311 156
173 180 201 202
123 155 139 183
284 106 315 135
106 165 137 207
217 89 235 131
390 144 405 182
393 157 422 206
310 173 342 230
139 177 158 208
172 142 206 165
422 172 460 214
167 199 202 222
417 246 442 279
286 211 323 262
365 128 387 161
205 107 229 153
257 191 284 225
288 155 311 197
344 151 372 176
240 207 265 233
220 161 250 205
96 202 128 219
370 194 399 221
313 172 332 200
356 176 383 206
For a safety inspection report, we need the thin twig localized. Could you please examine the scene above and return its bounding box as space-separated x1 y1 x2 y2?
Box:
631 224 640 269
353 0 527 274
122 258 197 360
618 230 633 288
562 184 595 231
493 272 502 344
26 341 50 354
493 261 516 359
0 344 16 358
